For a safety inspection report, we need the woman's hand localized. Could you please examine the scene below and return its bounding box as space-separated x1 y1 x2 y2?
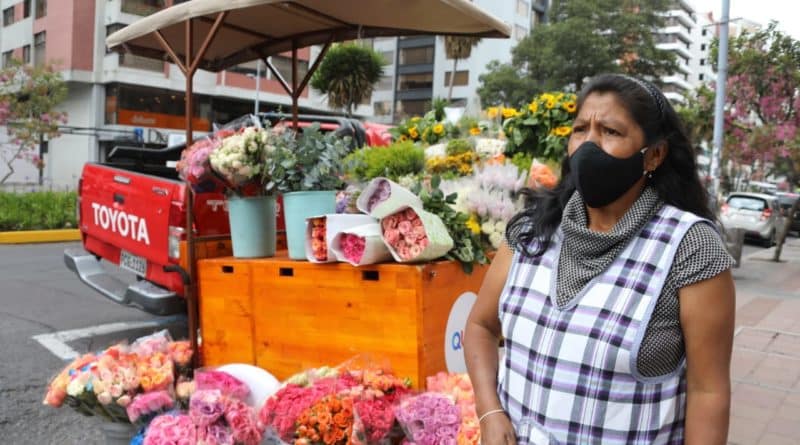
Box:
480 411 517 445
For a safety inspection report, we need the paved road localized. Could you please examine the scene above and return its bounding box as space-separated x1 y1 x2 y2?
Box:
0 239 779 444
0 241 185 444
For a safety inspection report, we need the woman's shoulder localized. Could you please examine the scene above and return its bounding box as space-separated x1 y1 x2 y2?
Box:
669 220 735 288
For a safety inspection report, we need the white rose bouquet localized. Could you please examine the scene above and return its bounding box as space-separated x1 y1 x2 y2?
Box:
209 125 291 196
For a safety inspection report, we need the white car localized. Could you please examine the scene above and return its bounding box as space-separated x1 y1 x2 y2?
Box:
720 192 784 246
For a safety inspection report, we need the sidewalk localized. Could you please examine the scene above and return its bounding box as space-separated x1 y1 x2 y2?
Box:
728 237 800 445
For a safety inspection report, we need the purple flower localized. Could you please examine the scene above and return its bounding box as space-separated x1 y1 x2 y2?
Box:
199 421 234 445
189 389 225 427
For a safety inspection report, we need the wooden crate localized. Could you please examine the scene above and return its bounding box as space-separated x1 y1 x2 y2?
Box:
197 253 489 387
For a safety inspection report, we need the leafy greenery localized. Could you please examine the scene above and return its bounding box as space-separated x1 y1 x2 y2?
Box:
502 92 578 161
414 176 488 274
390 110 455 145
445 139 473 156
278 124 350 192
310 44 385 116
0 60 68 184
343 141 425 182
0 191 77 230
478 0 678 105
510 152 534 176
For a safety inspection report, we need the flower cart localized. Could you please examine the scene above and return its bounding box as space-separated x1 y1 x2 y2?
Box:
105 0 511 390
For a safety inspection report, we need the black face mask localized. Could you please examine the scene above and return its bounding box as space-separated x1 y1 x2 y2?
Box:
569 141 648 208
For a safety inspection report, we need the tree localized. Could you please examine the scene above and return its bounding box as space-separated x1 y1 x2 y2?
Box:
476 61 536 107
478 0 678 104
0 60 67 184
443 36 481 102
310 43 385 116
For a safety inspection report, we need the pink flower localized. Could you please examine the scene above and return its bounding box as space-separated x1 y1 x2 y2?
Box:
404 208 417 220
195 370 249 400
409 245 422 258
199 422 234 445
189 389 225 427
412 217 423 227
127 390 174 423
384 229 400 246
144 414 197 445
398 221 413 235
399 245 411 260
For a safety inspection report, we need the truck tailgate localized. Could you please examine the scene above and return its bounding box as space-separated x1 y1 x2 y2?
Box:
79 163 180 275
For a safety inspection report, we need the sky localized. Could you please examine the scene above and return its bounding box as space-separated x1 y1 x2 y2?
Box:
690 0 800 41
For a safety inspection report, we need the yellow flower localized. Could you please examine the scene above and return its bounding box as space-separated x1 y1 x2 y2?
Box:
528 101 538 113
408 126 419 139
563 101 577 113
545 99 556 109
469 127 481 136
487 107 499 119
556 93 565 100
411 116 421 123
539 93 555 102
555 126 572 137
502 107 517 118
433 123 445 135
399 135 408 142
466 216 481 235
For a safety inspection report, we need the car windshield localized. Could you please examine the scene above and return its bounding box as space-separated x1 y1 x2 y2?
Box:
728 196 767 211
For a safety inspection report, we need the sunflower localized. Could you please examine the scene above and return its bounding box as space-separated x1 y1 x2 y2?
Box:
545 99 556 109
554 126 572 137
487 107 499 119
528 101 538 113
469 126 481 136
399 135 408 142
563 101 577 113
433 123 445 135
539 93 555 102
411 116 422 123
408 126 419 139
502 107 518 119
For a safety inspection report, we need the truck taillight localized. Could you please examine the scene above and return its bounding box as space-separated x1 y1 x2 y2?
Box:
720 203 729 215
168 226 185 259
761 208 772 221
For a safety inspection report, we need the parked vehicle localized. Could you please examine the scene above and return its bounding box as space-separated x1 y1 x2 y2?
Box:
776 192 800 236
720 192 784 246
65 114 391 315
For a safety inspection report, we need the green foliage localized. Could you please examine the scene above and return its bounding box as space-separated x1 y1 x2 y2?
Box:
413 176 488 274
510 152 534 176
502 92 577 161
278 124 350 192
676 84 715 150
343 141 425 182
445 139 473 156
0 191 77 230
478 0 678 104
310 44 385 115
430 97 448 122
0 60 68 183
391 110 454 145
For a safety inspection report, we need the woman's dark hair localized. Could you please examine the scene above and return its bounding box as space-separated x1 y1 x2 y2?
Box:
506 73 713 256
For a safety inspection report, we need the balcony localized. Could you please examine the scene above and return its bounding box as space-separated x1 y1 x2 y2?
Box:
656 42 692 60
121 0 165 16
119 53 164 72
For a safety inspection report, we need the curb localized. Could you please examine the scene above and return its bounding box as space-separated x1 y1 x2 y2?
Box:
0 229 81 244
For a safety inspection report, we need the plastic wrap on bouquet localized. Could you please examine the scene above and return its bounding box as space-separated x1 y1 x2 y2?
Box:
357 177 423 219
381 206 454 263
394 392 461 445
305 214 377 263
330 223 393 266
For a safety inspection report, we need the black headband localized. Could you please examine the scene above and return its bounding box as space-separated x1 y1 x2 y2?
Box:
622 75 665 119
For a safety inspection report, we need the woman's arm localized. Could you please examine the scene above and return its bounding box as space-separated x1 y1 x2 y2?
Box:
679 269 736 445
464 244 516 445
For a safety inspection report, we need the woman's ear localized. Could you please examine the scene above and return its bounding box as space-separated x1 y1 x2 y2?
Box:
645 141 668 172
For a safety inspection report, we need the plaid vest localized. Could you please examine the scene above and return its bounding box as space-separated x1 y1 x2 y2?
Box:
498 205 706 444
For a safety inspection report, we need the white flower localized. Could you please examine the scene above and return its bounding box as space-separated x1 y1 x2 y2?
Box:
475 138 506 158
489 232 504 249
425 143 447 159
495 220 508 234
481 221 495 235
66 376 87 397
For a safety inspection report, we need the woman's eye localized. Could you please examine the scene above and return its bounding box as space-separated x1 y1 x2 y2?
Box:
604 127 620 136
572 126 585 133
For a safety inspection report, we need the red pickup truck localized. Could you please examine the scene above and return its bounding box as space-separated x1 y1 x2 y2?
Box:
65 114 391 315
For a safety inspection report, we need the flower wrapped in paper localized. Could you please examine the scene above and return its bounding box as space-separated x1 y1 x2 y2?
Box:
381 206 454 263
330 223 393 266
305 214 377 263
357 177 423 219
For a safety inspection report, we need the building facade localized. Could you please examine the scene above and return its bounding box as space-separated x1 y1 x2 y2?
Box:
368 0 543 124
0 0 320 187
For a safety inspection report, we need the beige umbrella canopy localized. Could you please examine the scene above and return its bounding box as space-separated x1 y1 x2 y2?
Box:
106 0 511 73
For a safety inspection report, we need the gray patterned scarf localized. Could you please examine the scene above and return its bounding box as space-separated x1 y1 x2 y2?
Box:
556 187 664 308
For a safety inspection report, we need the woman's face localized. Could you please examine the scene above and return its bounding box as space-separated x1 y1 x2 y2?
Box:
568 92 646 159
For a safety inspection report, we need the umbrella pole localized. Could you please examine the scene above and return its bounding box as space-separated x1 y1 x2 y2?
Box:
291 42 299 130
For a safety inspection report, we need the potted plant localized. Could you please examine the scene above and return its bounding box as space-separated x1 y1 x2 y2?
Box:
209 125 292 258
277 123 350 259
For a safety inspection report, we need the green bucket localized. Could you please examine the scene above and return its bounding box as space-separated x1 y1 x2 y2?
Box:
227 195 277 258
282 190 336 260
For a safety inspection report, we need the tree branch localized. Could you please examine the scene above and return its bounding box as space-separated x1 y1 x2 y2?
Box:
0 143 27 184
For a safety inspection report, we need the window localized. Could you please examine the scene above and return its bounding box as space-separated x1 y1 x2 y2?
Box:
120 0 164 16
399 46 434 65
699 74 704 81
702 29 707 36
398 73 433 91
23 0 31 18
3 7 14 26
2 50 12 67
701 43 706 51
379 50 394 65
532 10 545 27
373 101 392 116
516 0 529 16
35 0 46 18
376 75 393 91
514 24 528 41
395 99 428 119
700 58 705 66
268 55 309 84
34 31 45 66
120 53 164 71
22 45 30 64
444 70 469 87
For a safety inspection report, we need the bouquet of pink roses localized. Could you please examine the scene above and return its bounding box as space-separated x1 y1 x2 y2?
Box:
426 372 479 445
381 207 453 263
331 223 392 266
143 412 197 445
395 393 461 445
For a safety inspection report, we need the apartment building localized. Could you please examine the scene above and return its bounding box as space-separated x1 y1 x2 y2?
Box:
688 10 716 88
368 0 543 124
0 0 317 187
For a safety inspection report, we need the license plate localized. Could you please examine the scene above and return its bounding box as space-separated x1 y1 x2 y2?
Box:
120 250 147 276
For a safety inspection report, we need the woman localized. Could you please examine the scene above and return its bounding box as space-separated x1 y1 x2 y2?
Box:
464 74 735 445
